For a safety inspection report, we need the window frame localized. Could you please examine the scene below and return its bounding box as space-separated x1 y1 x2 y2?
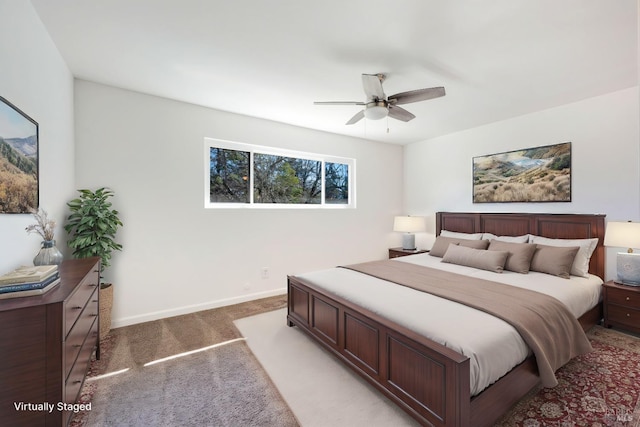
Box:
204 138 356 209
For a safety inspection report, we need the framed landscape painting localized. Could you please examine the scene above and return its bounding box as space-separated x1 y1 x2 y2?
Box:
473 142 571 203
0 96 38 213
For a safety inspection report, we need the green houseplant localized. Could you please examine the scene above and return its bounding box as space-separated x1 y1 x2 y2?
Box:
65 187 123 340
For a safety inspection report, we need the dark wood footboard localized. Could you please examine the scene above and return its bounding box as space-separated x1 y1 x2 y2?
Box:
287 275 471 427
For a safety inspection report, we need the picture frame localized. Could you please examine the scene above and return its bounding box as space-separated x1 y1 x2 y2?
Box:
472 142 571 203
0 95 38 213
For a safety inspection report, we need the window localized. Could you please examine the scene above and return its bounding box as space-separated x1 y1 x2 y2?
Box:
204 138 355 208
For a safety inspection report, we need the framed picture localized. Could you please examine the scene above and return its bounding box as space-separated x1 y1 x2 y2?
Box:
473 142 571 203
0 95 38 213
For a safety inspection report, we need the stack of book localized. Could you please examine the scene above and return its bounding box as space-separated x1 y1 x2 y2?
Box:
0 265 61 300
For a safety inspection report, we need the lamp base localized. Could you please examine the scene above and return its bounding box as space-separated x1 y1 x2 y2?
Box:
616 253 640 287
614 280 640 287
402 233 416 251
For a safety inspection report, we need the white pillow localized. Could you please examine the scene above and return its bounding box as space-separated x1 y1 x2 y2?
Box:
440 230 483 240
528 235 598 278
482 233 530 243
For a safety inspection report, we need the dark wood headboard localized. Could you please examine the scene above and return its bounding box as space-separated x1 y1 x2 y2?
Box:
435 212 606 280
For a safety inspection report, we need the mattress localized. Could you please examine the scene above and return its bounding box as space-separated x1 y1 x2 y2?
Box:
294 253 603 395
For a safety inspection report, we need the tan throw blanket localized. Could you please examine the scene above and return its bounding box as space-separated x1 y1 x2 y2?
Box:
341 260 592 387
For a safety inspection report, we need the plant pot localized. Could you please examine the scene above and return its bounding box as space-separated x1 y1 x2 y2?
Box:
99 283 113 341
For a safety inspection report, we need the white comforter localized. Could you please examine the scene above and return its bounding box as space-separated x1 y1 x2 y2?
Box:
295 253 602 395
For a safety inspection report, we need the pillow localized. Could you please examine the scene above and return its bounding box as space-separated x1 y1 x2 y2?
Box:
529 235 598 277
482 233 530 243
440 230 483 240
488 240 537 273
529 244 580 279
442 244 509 273
429 236 490 257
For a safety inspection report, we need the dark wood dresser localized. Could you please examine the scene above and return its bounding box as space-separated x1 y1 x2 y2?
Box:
0 257 100 426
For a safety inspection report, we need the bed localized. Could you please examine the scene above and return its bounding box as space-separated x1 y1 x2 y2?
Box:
286 212 605 427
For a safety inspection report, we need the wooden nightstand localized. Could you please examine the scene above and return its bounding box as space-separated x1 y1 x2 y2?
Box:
603 280 640 334
389 247 429 259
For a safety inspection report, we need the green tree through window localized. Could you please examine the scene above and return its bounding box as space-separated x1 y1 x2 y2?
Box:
206 139 354 208
209 147 250 203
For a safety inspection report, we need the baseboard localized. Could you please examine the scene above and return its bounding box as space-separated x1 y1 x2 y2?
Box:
111 288 287 328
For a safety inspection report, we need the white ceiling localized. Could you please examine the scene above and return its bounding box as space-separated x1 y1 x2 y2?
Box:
31 0 638 145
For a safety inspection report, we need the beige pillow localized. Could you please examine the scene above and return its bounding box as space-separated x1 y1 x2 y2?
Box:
430 236 490 257
440 230 483 240
442 244 509 273
482 233 530 243
488 240 537 274
529 235 598 278
529 244 580 279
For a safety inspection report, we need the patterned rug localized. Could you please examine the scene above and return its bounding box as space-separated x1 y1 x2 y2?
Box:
495 326 640 427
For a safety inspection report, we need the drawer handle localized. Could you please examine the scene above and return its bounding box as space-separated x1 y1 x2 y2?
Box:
627 313 631 317
72 306 83 310
73 380 82 384
626 297 631 301
92 299 98 303
73 344 82 348
88 283 98 287
90 313 98 317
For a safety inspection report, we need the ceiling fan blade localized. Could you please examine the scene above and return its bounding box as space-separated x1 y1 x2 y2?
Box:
362 74 386 100
387 105 415 122
388 87 446 105
314 101 365 105
346 110 365 125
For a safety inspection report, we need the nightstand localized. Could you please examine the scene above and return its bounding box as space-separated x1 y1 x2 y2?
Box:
603 280 640 334
389 247 429 259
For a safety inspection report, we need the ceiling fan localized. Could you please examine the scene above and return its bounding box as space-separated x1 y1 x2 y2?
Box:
314 73 445 125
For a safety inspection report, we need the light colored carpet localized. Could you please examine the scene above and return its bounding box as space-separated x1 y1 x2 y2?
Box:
234 308 419 427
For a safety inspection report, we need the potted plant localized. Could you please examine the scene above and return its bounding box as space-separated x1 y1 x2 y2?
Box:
65 187 123 340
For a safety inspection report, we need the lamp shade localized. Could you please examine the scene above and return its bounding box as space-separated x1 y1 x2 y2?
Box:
393 216 426 233
604 221 640 252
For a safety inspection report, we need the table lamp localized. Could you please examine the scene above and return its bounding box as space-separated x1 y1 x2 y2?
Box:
604 221 640 286
393 216 426 250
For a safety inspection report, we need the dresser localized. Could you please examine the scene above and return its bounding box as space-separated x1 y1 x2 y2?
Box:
603 280 640 334
0 257 101 426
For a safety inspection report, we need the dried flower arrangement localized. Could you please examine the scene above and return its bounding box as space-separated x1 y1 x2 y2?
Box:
25 208 56 241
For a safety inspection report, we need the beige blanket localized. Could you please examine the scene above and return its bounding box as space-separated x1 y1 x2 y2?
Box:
341 260 592 387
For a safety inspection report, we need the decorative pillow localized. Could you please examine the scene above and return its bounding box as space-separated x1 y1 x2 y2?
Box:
482 233 530 243
440 230 483 240
529 244 580 279
488 240 537 274
430 236 490 257
529 235 598 277
442 244 509 273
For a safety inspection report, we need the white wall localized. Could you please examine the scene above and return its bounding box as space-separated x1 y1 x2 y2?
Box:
74 80 403 327
404 87 640 280
0 1 75 271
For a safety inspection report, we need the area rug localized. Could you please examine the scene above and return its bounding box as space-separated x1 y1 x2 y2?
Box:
237 309 640 427
82 338 299 426
494 326 640 427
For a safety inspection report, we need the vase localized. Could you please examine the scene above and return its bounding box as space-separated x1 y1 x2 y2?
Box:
33 240 64 266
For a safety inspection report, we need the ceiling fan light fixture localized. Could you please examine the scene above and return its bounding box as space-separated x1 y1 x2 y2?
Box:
364 103 388 120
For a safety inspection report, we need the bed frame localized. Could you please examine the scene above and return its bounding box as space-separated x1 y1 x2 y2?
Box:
287 212 605 427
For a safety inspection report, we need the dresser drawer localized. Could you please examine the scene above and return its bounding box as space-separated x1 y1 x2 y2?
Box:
606 286 640 307
64 288 98 380
64 266 99 336
65 316 98 404
607 303 640 329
